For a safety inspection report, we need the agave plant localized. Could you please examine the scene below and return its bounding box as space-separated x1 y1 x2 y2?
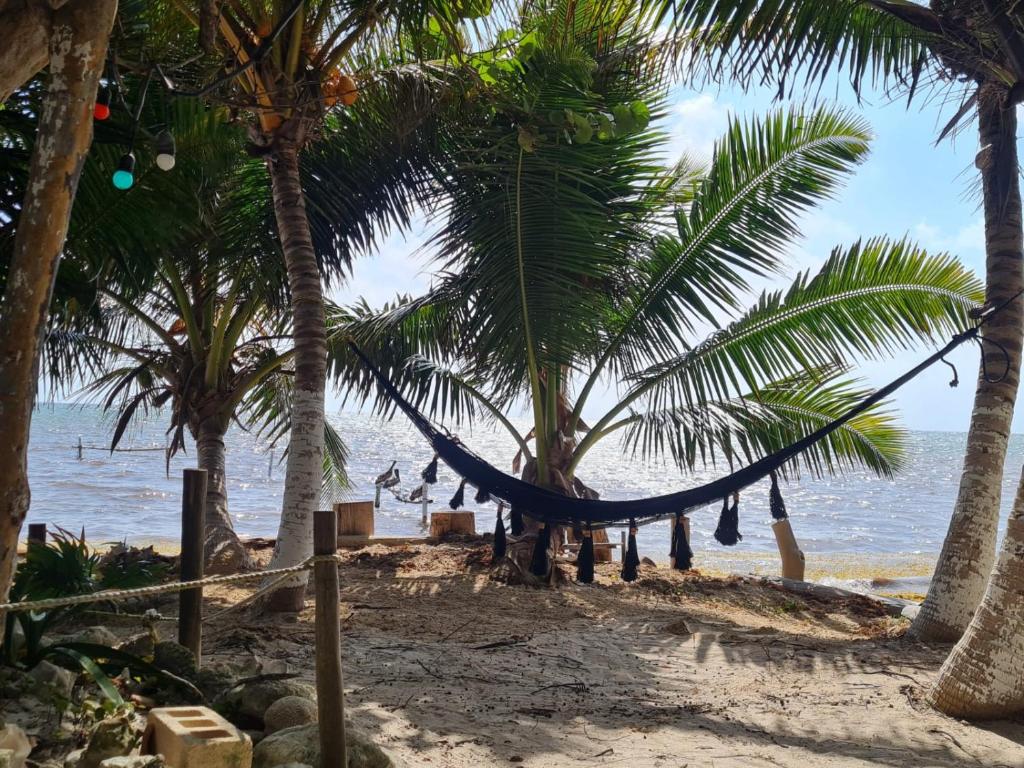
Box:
328 0 983 565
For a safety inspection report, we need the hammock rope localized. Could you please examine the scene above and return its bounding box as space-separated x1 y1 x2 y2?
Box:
349 290 1023 580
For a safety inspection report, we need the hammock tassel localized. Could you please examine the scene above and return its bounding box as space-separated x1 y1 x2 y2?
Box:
769 471 788 520
422 454 438 484
673 514 693 571
475 486 491 504
493 505 507 561
530 522 551 577
510 507 525 536
714 493 742 546
621 519 640 582
449 479 466 510
576 525 595 584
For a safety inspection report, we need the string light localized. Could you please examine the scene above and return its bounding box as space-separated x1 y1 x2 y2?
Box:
112 153 135 190
154 129 176 171
94 87 111 121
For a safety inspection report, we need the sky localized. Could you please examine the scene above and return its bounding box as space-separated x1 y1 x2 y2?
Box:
328 76 1011 433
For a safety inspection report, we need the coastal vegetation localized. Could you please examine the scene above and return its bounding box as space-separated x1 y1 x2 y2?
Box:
1 0 1024 763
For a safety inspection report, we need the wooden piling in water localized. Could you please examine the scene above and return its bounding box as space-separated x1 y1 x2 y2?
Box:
313 509 346 767
27 523 46 546
178 468 207 665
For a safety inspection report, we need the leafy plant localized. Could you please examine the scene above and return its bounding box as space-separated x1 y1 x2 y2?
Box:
2 528 166 671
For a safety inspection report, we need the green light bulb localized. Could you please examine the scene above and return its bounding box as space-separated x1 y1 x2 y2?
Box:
112 169 134 190
112 152 135 190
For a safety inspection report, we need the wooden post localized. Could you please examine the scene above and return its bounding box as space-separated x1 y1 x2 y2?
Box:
334 501 374 538
772 518 806 581
420 482 429 525
27 523 46 546
77 436 83 460
178 468 207 665
620 530 627 562
374 483 382 509
313 509 346 768
430 511 475 538
268 449 274 479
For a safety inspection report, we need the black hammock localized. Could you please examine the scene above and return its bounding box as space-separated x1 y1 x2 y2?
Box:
348 311 1007 531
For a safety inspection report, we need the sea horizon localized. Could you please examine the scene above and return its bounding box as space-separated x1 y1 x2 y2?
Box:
24 402 1024 591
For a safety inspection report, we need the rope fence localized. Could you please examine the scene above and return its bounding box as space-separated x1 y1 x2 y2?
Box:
0 554 342 614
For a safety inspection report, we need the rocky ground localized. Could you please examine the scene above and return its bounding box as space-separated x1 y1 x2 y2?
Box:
3 539 1023 767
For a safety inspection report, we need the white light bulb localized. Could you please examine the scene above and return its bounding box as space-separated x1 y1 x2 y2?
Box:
156 153 176 171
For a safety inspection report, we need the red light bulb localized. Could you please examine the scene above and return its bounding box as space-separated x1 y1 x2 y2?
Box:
94 87 111 121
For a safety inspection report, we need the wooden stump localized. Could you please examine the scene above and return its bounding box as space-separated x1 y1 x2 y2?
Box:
430 511 475 538
591 527 613 563
334 501 374 538
772 518 805 581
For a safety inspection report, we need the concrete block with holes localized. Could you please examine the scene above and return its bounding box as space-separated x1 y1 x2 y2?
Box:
142 707 252 768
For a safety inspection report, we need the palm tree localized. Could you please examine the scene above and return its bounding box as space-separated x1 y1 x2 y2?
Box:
82 261 293 573
0 0 117 614
329 0 983 577
667 0 1024 644
155 0 491 608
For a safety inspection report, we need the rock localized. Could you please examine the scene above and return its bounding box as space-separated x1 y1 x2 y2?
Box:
99 758 166 768
230 679 317 724
30 660 76 699
152 642 197 680
118 632 155 658
0 725 30 768
264 697 317 734
901 603 921 621
641 557 657 567
79 715 138 768
253 723 396 768
72 626 120 647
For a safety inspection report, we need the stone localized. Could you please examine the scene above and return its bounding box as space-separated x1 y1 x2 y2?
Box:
229 679 316 724
263 697 317 735
118 632 156 658
142 707 251 768
153 643 198 681
901 603 921 621
253 723 396 768
79 715 138 768
30 660 76 698
72 626 120 648
0 724 31 768
99 757 166 768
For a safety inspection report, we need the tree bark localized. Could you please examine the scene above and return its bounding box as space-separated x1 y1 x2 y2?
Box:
928 462 1024 718
196 417 253 574
0 0 116 612
0 1 50 104
265 137 327 611
910 82 1024 642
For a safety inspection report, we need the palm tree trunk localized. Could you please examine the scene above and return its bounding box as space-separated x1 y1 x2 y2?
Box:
265 137 327 611
910 83 1024 642
0 2 49 104
928 461 1024 718
0 0 116 614
196 417 252 574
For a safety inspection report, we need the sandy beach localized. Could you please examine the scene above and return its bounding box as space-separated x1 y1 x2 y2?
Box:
174 540 1023 767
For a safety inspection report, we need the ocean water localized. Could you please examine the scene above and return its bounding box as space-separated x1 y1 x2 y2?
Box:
23 404 1024 578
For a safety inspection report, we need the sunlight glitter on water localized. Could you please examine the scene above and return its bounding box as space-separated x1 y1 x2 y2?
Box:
24 404 1024 580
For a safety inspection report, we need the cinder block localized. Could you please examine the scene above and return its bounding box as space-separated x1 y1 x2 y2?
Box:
142 707 252 768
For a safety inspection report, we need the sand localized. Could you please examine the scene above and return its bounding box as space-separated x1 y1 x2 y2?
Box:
188 541 1024 767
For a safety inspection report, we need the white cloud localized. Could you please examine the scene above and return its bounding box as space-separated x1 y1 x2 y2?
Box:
667 94 732 162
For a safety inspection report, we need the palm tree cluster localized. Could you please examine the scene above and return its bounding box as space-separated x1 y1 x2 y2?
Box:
1 0 1024 724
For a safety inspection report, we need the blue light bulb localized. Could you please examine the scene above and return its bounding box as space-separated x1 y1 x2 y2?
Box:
112 152 135 190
